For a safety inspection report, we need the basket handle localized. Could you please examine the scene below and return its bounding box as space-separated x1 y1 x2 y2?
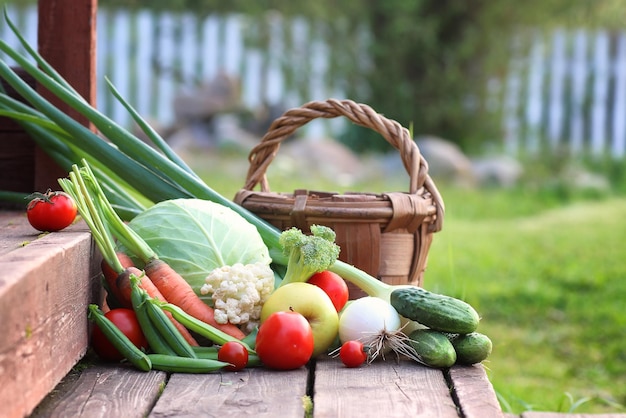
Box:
242 99 444 231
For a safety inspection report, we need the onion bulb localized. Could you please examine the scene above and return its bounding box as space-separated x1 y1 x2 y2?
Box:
338 297 402 355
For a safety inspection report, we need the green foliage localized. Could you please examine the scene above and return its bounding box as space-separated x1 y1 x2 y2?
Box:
345 1 506 152
587 156 626 194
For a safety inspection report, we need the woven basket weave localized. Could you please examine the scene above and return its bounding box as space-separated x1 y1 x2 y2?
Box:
234 99 444 296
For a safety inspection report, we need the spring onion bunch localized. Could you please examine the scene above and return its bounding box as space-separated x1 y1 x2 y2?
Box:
0 9 409 299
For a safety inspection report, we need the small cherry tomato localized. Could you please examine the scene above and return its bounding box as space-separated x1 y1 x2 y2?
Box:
255 311 314 370
307 271 349 311
339 340 368 368
218 341 249 371
91 308 148 362
26 189 78 232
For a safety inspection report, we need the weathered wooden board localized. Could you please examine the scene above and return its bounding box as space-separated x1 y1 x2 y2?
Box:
0 211 31 255
448 364 504 418
519 413 626 418
0 214 102 418
30 364 167 418
312 357 459 417
0 69 37 207
149 365 310 417
35 0 98 192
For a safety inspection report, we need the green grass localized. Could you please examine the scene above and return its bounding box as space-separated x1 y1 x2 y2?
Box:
188 148 626 414
427 197 626 414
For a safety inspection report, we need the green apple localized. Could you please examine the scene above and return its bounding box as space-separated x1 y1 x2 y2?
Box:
261 282 339 357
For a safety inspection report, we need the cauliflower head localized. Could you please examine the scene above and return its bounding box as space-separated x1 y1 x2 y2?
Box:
200 262 275 333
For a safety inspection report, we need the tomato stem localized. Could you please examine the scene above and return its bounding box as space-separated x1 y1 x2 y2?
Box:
25 189 54 203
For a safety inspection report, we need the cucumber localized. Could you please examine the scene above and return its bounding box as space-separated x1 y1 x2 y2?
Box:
448 332 492 365
408 329 456 368
390 287 480 334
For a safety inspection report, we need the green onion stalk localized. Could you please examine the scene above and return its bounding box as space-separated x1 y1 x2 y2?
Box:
59 165 124 275
0 10 412 300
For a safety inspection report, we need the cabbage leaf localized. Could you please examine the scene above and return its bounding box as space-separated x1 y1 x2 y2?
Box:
123 198 272 300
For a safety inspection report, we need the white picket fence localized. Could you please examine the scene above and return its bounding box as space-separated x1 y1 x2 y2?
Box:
503 28 626 158
94 8 355 132
1 5 626 158
0 6 359 138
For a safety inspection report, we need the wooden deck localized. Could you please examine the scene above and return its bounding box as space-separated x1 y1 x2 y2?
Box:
29 354 626 418
30 353 503 418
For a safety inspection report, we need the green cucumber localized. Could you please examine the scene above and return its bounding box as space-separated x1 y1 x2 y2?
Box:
448 332 492 365
408 329 456 368
390 287 480 334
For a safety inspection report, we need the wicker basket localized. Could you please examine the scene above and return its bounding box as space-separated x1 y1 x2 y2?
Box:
234 99 444 297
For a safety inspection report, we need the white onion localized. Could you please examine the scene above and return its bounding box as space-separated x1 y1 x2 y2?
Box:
338 297 402 352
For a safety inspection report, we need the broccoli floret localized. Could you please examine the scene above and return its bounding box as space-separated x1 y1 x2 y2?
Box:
278 224 340 287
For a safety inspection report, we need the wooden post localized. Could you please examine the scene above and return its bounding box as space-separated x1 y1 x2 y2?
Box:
35 0 98 190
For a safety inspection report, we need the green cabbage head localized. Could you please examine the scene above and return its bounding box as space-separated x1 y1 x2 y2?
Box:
123 198 271 301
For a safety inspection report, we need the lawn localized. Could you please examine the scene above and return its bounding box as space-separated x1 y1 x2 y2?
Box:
427 191 626 414
189 148 626 414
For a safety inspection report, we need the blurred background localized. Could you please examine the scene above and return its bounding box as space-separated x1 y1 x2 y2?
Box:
2 0 625 414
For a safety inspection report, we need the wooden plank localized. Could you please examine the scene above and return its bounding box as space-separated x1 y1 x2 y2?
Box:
0 69 37 203
30 364 167 418
35 0 97 191
0 211 34 256
149 366 310 417
524 32 546 154
546 29 566 148
611 32 626 158
0 216 102 418
590 30 610 156
447 364 504 418
520 413 626 418
569 29 589 154
313 357 459 417
0 132 35 201
502 36 523 155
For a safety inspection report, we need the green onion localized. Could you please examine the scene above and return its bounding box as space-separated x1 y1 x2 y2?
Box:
0 11 401 300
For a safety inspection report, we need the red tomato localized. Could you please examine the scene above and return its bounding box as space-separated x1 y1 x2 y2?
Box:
339 340 368 368
307 271 349 311
91 308 148 362
218 341 249 371
26 190 78 232
255 311 314 370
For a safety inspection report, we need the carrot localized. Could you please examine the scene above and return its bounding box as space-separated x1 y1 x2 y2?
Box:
101 252 136 308
116 266 199 346
144 259 246 340
116 251 135 269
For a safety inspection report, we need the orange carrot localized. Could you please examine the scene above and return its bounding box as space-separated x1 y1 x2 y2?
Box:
116 266 199 346
144 259 246 340
116 251 135 269
100 252 134 308
100 252 137 309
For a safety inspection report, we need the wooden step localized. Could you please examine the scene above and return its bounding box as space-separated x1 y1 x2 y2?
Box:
0 211 102 418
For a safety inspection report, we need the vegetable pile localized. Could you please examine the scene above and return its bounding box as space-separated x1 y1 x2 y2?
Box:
0 10 492 373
